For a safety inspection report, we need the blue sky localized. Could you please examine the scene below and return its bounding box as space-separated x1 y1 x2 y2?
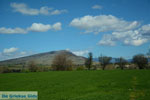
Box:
0 0 150 60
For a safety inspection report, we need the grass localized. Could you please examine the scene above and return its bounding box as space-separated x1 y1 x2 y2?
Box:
0 70 150 100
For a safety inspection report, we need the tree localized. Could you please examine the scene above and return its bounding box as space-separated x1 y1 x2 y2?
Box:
99 55 112 70
52 53 73 71
85 52 93 70
133 54 148 69
116 57 127 70
28 61 37 72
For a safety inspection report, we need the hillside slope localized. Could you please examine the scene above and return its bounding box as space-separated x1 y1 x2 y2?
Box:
0 50 86 66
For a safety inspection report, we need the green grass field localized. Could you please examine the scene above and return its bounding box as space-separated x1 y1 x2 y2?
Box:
0 70 150 100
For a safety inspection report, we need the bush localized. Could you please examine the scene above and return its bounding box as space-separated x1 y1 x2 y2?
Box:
76 66 85 71
11 69 21 73
0 67 12 73
66 66 73 71
37 66 51 72
21 69 30 73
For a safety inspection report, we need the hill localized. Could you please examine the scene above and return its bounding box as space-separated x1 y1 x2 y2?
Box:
0 50 86 66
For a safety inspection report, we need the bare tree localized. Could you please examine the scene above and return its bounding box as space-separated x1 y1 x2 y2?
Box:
28 61 37 72
116 57 127 70
52 53 73 71
85 52 93 70
99 55 112 70
133 54 148 69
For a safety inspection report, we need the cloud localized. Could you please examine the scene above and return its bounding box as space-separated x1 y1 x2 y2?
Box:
99 25 150 46
140 24 150 37
50 9 67 15
28 23 51 32
0 27 27 34
11 2 39 15
70 14 150 46
10 2 67 16
92 5 103 9
98 34 116 46
0 47 33 61
39 6 53 15
70 15 139 34
72 50 89 56
52 22 62 31
3 47 18 54
28 22 62 32
0 22 62 34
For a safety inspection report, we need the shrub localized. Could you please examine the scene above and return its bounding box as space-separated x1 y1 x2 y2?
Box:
37 66 50 72
76 66 85 71
0 67 12 73
21 69 30 73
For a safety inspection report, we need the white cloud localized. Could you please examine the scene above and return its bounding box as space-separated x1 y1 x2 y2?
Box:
50 9 67 15
52 22 62 31
70 15 139 34
28 22 62 32
3 47 18 54
92 5 103 9
0 22 62 34
140 24 150 37
0 48 34 61
70 14 150 46
39 6 53 15
10 2 67 16
20 51 26 55
98 34 116 46
72 50 89 56
99 25 150 46
28 23 51 32
11 2 39 15
0 27 27 34
124 38 147 46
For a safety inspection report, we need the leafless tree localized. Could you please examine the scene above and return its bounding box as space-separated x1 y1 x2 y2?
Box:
52 53 73 71
99 55 112 70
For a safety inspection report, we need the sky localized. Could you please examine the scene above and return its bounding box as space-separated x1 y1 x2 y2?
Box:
0 0 150 61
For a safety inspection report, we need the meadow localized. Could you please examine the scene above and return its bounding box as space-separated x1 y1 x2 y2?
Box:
0 70 150 100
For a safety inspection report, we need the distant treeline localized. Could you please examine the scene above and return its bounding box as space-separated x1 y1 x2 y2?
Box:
0 53 150 73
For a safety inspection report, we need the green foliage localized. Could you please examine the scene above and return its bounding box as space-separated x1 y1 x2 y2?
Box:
133 54 148 69
76 66 85 71
0 67 12 73
85 52 93 70
21 69 30 73
0 70 150 100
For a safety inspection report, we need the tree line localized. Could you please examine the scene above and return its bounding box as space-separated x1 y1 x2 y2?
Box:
85 52 149 70
0 52 149 73
51 52 149 71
